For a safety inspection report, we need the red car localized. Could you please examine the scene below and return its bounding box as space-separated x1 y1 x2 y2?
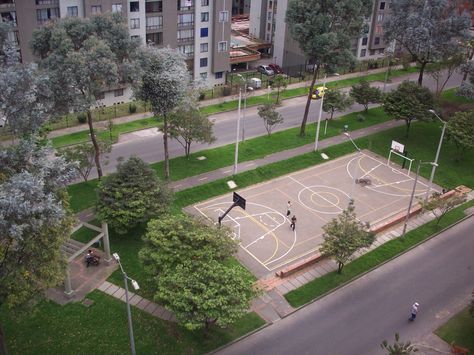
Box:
268 63 283 74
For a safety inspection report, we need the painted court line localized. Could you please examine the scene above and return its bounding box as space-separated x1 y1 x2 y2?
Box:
289 176 343 212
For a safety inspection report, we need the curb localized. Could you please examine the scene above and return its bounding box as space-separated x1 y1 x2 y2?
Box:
282 211 474 318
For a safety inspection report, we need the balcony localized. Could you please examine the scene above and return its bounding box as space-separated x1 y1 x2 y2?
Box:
0 0 15 9
177 21 194 28
177 37 194 43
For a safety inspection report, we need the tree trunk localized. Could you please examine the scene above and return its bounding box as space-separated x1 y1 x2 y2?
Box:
300 64 320 136
405 119 411 137
163 115 170 180
417 62 427 86
330 109 334 120
276 89 280 104
185 142 190 158
337 262 343 274
0 322 8 355
87 110 103 180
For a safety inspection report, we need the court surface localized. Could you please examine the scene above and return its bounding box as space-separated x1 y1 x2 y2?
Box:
189 151 440 278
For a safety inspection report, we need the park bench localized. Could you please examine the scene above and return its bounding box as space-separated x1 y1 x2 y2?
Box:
451 341 469 355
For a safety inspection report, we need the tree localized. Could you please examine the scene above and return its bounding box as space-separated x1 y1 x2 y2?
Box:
133 46 188 180
320 202 374 274
384 0 470 85
272 74 288 104
258 103 284 136
381 333 418 355
0 138 77 353
427 53 465 97
470 290 474 318
458 61 474 99
323 89 354 120
418 192 467 226
286 0 371 136
445 110 474 160
169 100 215 158
154 259 257 331
60 140 111 182
30 13 138 179
350 80 382 112
96 156 170 234
383 81 434 136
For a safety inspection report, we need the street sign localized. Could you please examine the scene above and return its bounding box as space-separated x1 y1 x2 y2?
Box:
233 192 246 210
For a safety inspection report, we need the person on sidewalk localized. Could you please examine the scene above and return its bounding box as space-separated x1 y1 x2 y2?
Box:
290 215 297 231
409 302 419 321
286 201 292 217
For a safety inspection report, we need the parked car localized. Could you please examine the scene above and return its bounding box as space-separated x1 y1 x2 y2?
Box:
268 63 284 74
257 65 275 76
249 78 262 89
311 86 327 99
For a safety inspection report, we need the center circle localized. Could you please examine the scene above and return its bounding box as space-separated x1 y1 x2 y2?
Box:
298 185 351 214
310 191 340 207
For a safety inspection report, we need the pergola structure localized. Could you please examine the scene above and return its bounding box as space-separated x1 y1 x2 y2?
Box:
63 221 112 298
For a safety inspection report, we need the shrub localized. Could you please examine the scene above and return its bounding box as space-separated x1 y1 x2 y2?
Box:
76 112 87 124
128 103 137 114
357 114 365 122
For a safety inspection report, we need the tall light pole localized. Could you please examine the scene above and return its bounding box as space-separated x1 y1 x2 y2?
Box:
314 73 339 151
233 87 242 175
401 161 437 237
344 132 362 202
425 109 447 202
113 253 139 355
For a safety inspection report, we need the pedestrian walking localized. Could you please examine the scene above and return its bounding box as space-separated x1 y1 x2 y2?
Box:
286 201 292 217
409 302 419 321
290 215 297 231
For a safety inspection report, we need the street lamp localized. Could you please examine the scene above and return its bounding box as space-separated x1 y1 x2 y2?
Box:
113 253 139 355
314 73 339 151
233 85 242 175
425 109 447 202
401 161 438 238
344 132 362 202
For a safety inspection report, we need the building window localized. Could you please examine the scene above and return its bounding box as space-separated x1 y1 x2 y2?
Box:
267 11 272 21
1 11 17 26
146 16 163 30
146 32 163 46
178 0 193 11
67 6 78 17
130 18 140 29
200 72 207 79
200 27 208 37
219 11 228 22
177 29 194 42
91 5 102 15
269 1 273 9
130 1 140 12
375 25 383 35
178 13 194 26
200 58 208 67
112 4 122 13
36 8 59 25
267 23 271 31
201 12 209 22
178 44 194 56
217 41 227 52
131 35 141 44
360 49 366 57
374 37 380 45
215 71 223 79
379 2 385 10
114 89 124 97
36 0 58 4
96 92 105 100
146 1 163 12
201 0 209 6
361 37 368 46
200 43 208 52
377 13 384 23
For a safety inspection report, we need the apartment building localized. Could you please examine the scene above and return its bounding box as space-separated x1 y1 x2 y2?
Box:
0 0 231 104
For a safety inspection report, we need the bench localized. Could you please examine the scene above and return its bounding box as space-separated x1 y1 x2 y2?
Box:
451 341 470 355
275 252 325 278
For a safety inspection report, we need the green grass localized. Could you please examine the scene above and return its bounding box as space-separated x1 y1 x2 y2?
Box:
0 290 265 355
435 307 474 351
284 199 474 307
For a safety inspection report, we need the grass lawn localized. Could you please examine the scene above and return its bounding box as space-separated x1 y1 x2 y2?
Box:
435 307 474 351
284 199 474 307
0 291 265 355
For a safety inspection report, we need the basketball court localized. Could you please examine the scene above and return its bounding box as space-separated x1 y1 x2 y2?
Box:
189 150 440 278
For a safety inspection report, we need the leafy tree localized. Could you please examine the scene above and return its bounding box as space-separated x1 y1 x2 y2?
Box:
383 81 434 136
30 13 138 179
154 259 257 331
445 110 474 160
258 103 284 136
381 333 418 354
96 156 171 234
470 290 474 318
418 192 467 226
169 100 215 158
323 89 354 120
133 46 188 180
384 0 470 85
60 140 111 182
0 138 76 353
427 53 465 97
350 80 382 112
320 202 374 274
272 74 288 104
286 0 371 136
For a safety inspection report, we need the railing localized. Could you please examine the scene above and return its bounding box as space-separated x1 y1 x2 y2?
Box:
146 24 163 30
177 37 194 43
177 21 194 27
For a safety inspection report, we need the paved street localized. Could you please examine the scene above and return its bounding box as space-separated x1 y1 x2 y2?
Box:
85 72 463 179
217 216 474 355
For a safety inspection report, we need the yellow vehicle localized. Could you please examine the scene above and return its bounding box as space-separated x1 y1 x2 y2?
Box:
311 86 327 99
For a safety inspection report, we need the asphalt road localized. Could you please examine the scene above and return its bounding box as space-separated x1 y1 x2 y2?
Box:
91 71 463 178
217 215 474 355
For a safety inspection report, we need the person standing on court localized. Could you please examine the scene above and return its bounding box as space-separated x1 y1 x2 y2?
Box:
286 201 292 217
290 215 297 231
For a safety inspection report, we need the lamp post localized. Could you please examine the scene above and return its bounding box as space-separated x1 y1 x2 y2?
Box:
113 253 139 355
233 86 242 175
425 109 447 202
344 132 362 202
314 73 339 151
401 161 437 237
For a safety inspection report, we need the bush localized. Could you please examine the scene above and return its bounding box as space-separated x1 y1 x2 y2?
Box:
76 113 87 124
128 103 137 114
357 114 365 122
